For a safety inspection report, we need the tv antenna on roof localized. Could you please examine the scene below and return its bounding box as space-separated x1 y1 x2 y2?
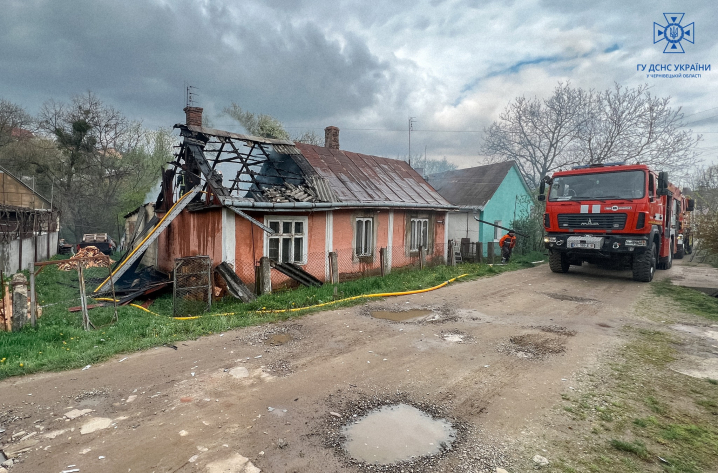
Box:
185 84 198 107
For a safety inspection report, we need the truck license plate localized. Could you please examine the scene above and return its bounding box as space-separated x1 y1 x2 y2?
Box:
570 242 594 248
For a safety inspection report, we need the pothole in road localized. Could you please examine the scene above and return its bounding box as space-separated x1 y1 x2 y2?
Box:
323 392 476 471
543 292 598 303
342 404 456 465
370 309 433 322
264 333 293 346
441 329 473 343
499 333 567 359
531 325 577 336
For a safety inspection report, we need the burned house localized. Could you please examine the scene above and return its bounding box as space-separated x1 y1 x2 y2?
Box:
106 107 454 295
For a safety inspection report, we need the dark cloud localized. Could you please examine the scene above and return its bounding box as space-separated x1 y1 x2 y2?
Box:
0 0 393 128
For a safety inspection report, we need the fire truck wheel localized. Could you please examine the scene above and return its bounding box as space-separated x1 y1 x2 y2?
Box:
632 242 656 282
674 246 684 259
549 250 570 273
659 241 673 270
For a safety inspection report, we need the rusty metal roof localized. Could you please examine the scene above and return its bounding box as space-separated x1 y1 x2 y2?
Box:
294 143 450 206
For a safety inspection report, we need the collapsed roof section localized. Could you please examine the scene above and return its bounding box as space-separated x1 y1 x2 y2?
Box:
160 123 454 217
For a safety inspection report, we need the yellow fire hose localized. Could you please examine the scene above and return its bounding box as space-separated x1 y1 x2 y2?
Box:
95 273 469 321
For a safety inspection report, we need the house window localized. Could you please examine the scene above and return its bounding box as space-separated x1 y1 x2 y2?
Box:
494 220 502 241
265 217 307 264
355 218 373 256
410 218 429 251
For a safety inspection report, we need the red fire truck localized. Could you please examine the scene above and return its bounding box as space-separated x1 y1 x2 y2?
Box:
538 163 693 282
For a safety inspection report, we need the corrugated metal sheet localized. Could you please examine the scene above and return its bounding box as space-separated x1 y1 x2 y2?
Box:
272 144 302 155
294 143 450 206
425 162 516 207
184 125 295 146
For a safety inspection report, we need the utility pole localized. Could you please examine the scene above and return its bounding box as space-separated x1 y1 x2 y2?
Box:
408 117 416 167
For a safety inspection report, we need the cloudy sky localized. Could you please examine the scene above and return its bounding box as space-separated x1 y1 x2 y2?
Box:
1 0 716 168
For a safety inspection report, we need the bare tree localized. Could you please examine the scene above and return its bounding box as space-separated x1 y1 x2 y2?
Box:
292 130 322 146
482 82 589 188
482 82 701 187
575 84 700 176
0 98 33 148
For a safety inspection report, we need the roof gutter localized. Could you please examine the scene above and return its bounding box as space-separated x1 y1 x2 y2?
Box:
222 199 460 212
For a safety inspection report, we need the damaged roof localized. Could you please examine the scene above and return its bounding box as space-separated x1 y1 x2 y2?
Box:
426 161 521 209
174 124 453 210
294 143 449 206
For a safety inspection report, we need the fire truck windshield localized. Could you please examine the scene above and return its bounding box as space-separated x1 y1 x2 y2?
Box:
548 170 645 201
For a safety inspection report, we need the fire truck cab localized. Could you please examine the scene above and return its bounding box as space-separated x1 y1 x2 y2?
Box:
539 163 690 282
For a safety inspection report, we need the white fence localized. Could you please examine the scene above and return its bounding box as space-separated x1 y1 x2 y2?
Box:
0 232 59 274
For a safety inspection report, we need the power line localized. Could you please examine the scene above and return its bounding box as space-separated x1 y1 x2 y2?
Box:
682 105 718 118
211 123 484 133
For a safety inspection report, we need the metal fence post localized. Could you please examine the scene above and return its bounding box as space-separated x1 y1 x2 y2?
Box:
487 241 495 264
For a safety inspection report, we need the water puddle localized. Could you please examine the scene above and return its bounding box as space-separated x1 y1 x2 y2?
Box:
370 310 432 322
342 404 456 464
265 333 292 346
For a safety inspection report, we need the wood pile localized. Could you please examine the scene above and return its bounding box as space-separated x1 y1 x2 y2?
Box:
58 246 114 271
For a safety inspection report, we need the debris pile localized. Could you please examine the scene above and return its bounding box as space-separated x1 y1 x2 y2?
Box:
261 182 317 202
58 246 114 271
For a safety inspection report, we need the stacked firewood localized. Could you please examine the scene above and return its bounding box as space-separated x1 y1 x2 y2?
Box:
58 246 114 271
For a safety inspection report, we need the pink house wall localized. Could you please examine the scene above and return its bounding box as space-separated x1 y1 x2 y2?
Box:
156 208 447 291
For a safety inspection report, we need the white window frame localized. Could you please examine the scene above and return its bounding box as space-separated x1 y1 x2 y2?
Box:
355 217 373 257
494 220 502 241
410 218 429 251
264 216 308 265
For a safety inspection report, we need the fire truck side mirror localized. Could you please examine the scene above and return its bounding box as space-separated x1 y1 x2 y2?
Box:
538 180 546 201
657 171 669 195
687 199 695 211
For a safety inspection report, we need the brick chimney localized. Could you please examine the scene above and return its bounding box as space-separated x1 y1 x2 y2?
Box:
324 126 340 150
184 106 203 127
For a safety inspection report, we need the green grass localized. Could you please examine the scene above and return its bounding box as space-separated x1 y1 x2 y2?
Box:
0 251 545 379
555 323 718 473
652 279 718 321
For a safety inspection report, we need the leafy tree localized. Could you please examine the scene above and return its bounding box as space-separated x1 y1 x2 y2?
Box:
28 92 157 241
222 103 322 145
222 103 290 140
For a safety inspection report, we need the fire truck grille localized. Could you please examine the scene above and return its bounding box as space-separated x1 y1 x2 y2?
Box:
557 213 627 230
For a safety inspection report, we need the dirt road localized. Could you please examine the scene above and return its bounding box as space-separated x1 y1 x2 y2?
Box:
0 262 696 472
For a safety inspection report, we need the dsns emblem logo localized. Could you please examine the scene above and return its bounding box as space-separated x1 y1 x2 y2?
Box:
654 13 694 53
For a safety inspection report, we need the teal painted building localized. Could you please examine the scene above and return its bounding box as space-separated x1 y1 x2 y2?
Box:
426 161 532 256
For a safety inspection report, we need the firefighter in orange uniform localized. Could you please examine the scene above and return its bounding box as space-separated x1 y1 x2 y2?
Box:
499 229 517 264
